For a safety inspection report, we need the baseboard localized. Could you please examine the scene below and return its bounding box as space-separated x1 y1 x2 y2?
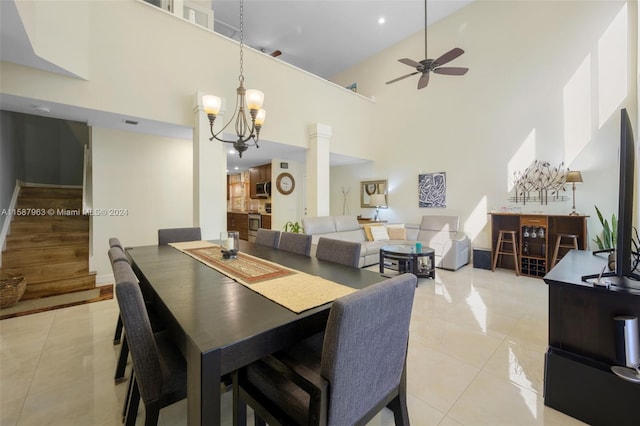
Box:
20 182 83 189
96 273 115 285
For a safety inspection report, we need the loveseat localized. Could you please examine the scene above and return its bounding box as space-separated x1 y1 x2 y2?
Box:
302 215 470 270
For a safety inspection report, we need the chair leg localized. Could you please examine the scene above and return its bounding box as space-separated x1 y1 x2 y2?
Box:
115 335 129 384
511 235 519 276
122 370 135 422
114 315 123 345
125 377 140 426
144 401 160 426
492 233 504 271
233 371 247 426
551 236 561 266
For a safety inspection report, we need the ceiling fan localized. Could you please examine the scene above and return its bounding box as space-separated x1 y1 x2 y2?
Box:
386 0 468 90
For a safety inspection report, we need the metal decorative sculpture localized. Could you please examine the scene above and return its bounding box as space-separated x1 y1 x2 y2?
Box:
510 161 569 205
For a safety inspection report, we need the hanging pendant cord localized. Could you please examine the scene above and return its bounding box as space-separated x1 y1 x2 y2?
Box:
239 0 244 84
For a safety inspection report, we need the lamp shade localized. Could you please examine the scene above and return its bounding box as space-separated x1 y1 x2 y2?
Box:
370 194 387 207
255 109 266 125
202 95 222 115
245 89 264 110
566 171 583 183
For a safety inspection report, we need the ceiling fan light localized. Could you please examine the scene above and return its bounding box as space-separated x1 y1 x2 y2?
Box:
203 95 222 115
245 89 264 110
255 109 266 126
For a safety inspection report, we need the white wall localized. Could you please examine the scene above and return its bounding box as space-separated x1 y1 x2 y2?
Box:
331 0 638 249
91 127 193 283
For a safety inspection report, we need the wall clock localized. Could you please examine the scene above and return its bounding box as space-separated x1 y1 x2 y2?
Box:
276 172 295 195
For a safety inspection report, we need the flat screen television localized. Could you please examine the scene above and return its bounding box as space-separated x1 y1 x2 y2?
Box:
582 108 640 286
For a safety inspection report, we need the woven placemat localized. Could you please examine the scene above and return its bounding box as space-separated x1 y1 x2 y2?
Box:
169 241 355 313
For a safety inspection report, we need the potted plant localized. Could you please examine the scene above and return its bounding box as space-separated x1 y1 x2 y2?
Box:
593 205 616 250
283 221 304 234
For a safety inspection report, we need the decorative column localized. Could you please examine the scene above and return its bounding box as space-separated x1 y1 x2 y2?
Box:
193 91 228 239
306 123 332 216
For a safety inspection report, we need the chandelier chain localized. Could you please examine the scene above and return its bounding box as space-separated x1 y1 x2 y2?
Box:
238 0 244 83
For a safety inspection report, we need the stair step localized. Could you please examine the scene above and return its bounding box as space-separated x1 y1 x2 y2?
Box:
2 260 89 285
10 216 89 234
1 245 89 268
18 187 82 199
21 274 97 300
5 231 89 250
16 196 82 210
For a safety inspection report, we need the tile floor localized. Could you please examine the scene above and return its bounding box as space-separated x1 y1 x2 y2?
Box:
0 266 587 425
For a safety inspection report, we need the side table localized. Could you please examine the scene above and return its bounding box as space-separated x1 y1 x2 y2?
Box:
379 244 435 280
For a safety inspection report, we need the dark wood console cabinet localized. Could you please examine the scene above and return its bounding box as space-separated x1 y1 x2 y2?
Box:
490 213 588 278
543 251 640 425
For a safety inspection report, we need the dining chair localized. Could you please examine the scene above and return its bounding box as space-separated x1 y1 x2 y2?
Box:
109 242 129 347
255 228 281 248
233 273 417 426
109 246 165 385
114 263 187 426
315 237 362 268
157 227 202 245
278 232 312 256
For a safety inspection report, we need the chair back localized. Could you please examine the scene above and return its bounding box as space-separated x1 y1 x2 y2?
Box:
278 232 312 256
316 237 361 268
157 227 201 245
321 273 417 425
109 237 124 250
108 246 129 265
114 264 163 404
255 228 281 248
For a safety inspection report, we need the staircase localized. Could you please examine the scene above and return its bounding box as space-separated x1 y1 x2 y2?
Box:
1 186 96 300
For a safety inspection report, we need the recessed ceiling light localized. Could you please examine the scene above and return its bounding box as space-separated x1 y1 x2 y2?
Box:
124 119 139 125
234 166 239 170
33 105 50 113
378 17 385 24
229 149 236 154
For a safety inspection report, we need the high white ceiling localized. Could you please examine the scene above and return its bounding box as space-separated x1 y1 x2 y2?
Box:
0 0 474 172
212 0 474 79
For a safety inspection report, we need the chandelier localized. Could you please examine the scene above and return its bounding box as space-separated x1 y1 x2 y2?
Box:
202 0 265 158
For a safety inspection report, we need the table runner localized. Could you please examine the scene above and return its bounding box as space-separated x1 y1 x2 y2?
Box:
169 241 355 313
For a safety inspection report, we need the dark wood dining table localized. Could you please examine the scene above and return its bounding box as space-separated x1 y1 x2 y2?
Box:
126 241 386 426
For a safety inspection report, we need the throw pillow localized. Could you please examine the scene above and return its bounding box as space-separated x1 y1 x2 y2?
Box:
370 225 390 241
363 224 375 241
387 227 407 240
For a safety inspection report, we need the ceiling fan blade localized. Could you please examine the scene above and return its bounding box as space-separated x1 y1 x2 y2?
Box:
433 48 465 66
433 67 469 76
386 71 420 85
398 58 422 68
417 72 430 90
270 50 282 57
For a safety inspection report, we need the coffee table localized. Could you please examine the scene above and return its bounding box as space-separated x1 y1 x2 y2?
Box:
379 244 436 280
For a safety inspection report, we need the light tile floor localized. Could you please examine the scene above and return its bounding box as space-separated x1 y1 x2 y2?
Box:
0 266 587 425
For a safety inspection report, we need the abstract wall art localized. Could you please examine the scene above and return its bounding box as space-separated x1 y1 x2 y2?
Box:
418 172 446 208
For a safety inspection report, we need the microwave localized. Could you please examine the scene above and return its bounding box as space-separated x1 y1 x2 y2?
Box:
255 181 271 197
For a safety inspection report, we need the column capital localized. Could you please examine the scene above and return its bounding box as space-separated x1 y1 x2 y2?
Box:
308 123 332 139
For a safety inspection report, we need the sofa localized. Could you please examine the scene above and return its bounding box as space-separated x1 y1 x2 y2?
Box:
302 215 471 270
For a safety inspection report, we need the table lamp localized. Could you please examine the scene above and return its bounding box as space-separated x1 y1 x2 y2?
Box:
370 194 387 221
566 171 583 216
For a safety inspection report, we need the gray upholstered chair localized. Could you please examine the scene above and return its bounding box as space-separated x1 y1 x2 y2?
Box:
278 232 312 256
114 261 187 426
316 237 362 268
233 273 417 426
255 228 281 248
109 239 128 352
157 227 201 245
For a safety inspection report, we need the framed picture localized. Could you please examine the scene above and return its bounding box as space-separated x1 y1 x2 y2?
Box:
418 172 446 208
360 179 387 207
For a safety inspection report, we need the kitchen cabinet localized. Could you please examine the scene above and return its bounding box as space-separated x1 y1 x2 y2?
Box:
261 215 271 230
249 163 272 199
227 212 248 241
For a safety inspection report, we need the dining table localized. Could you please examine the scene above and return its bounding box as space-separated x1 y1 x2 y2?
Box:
126 240 387 426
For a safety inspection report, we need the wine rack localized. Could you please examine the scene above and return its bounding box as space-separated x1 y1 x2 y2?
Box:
520 216 548 277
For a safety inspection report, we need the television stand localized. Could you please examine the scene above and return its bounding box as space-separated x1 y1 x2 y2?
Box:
544 251 640 426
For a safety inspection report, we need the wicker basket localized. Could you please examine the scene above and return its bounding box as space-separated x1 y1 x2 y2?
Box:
0 275 27 308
